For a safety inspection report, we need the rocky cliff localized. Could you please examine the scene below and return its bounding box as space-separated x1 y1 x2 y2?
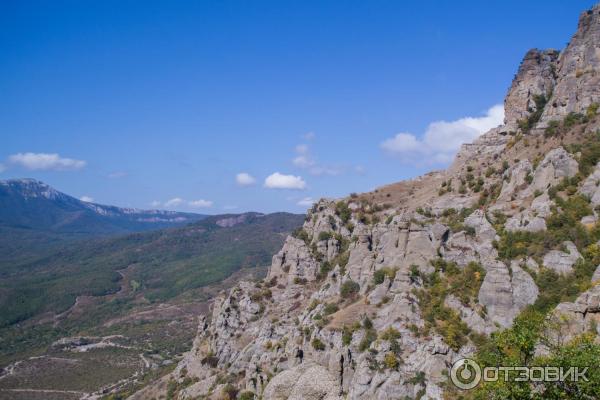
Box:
130 5 600 400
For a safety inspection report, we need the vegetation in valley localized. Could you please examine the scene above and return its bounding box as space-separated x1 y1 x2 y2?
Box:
0 212 303 368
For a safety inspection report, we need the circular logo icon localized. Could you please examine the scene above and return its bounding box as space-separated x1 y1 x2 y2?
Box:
450 358 482 390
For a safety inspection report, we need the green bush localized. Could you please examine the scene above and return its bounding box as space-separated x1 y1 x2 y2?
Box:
222 384 239 400
358 328 377 352
475 308 600 399
380 326 401 341
415 260 485 350
292 228 310 244
335 201 352 223
322 303 339 315
340 280 360 298
238 391 255 400
383 352 399 370
311 338 326 351
318 231 332 241
517 93 547 134
373 267 397 285
318 261 332 279
341 322 361 346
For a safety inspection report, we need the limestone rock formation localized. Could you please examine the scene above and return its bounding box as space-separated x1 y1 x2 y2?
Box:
504 49 559 129
478 261 538 328
543 241 583 274
130 4 600 399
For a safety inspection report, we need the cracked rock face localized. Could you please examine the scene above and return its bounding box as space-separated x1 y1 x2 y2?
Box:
505 210 547 232
478 261 538 328
540 5 600 124
546 285 600 345
529 147 579 194
543 241 583 274
263 363 342 400
580 162 600 205
593 264 600 282
504 49 559 128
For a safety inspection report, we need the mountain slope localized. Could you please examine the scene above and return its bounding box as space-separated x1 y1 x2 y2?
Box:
0 179 206 235
0 212 304 328
126 5 600 400
0 178 208 269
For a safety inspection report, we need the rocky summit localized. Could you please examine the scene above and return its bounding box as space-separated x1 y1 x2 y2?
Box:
130 5 600 400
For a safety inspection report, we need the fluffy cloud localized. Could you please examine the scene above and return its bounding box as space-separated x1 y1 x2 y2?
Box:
292 144 315 168
264 172 307 190
236 172 256 186
292 144 342 176
303 132 315 140
8 152 87 171
297 197 315 207
164 197 185 208
157 197 213 209
188 199 213 208
80 196 94 202
108 171 127 179
380 105 504 165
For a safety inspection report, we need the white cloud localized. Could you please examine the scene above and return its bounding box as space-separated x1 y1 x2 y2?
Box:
380 104 504 165
292 144 314 168
155 198 213 209
164 197 185 208
354 165 366 174
0 164 5 173
297 197 315 207
189 199 213 208
292 143 343 176
8 152 87 171
264 172 307 190
108 171 127 179
80 196 94 202
303 132 315 140
236 172 256 186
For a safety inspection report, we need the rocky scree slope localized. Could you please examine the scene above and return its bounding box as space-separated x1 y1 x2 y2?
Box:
134 5 600 400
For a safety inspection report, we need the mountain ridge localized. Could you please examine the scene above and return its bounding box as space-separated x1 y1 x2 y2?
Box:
123 4 600 400
0 178 207 235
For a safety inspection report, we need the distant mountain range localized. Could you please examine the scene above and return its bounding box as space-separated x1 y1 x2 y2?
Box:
0 179 304 368
0 178 206 235
0 178 208 268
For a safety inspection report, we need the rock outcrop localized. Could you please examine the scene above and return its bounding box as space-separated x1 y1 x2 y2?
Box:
504 49 559 129
131 4 600 400
478 261 538 328
543 241 583 274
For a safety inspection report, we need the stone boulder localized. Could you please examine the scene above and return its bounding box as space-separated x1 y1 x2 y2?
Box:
445 294 495 335
545 285 600 345
542 241 582 274
592 264 600 283
263 363 341 400
528 147 578 194
497 160 533 202
505 210 547 232
531 192 553 217
580 162 600 206
478 261 538 328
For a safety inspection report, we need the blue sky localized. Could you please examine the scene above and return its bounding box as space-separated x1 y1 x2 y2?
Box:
0 0 595 213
